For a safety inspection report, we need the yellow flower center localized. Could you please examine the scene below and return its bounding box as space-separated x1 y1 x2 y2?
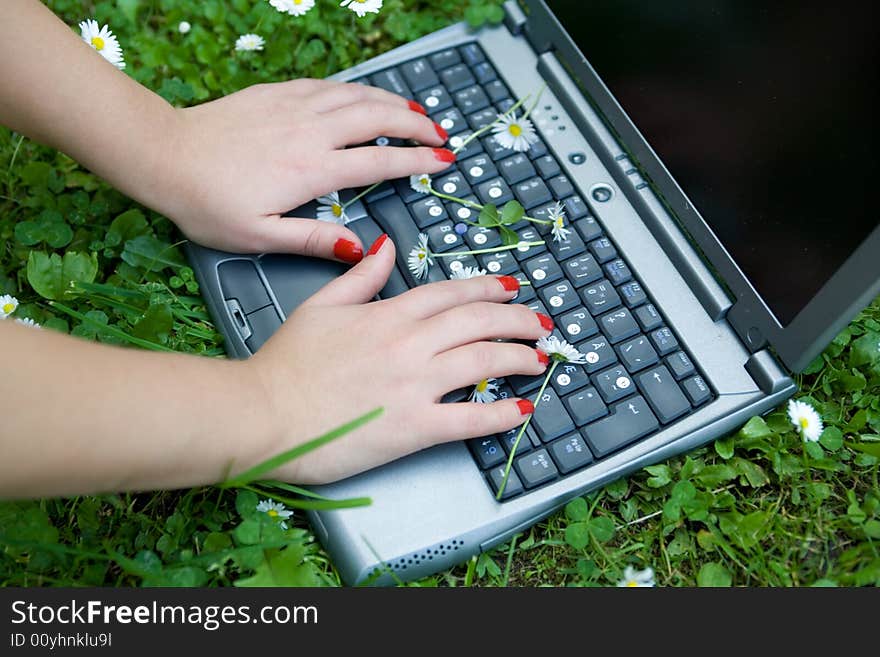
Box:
420 177 429 186
2 303 13 314
267 509 278 518
476 379 489 393
626 580 638 587
509 124 523 137
332 203 343 217
91 36 105 51
555 216 564 228
294 0 303 3
799 417 809 429
418 252 426 261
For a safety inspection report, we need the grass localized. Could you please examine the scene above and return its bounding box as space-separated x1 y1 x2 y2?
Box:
1 1 878 588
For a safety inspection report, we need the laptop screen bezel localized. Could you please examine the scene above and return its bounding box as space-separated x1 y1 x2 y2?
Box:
520 0 880 372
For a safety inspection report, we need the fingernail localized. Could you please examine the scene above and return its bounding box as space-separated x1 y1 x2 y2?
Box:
333 238 363 264
537 350 550 366
536 312 554 332
433 148 456 163
517 399 535 416
366 233 389 256
434 122 449 141
497 275 520 292
408 100 427 115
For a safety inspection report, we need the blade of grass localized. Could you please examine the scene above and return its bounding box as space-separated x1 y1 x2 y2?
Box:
48 301 176 352
243 484 370 511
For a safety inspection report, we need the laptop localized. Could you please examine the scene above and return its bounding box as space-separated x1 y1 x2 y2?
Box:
186 0 880 585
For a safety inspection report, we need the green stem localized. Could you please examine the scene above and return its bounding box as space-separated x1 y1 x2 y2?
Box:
521 82 548 122
428 189 552 226
342 181 381 209
496 360 560 500
451 93 532 155
430 241 544 259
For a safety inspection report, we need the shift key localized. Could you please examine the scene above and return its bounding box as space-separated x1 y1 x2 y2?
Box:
582 395 659 458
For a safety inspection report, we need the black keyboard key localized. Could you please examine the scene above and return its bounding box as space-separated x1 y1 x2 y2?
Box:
599 307 641 344
485 79 509 103
475 178 514 205
682 375 711 406
482 134 511 161
582 396 659 458
513 178 553 210
441 387 469 403
445 194 480 223
524 252 563 286
534 154 561 179
427 220 464 253
513 226 546 262
448 131 482 159
507 372 544 396
592 365 636 403
550 362 590 396
469 436 506 469
467 107 498 131
372 68 412 98
440 64 475 92
498 154 537 185
409 196 448 229
577 336 618 373
635 303 663 331
547 228 586 262
636 365 691 424
401 58 439 92
487 465 523 500
573 216 602 244
564 254 603 287
434 171 472 199
527 138 548 159
564 196 590 221
433 107 466 137
473 61 497 84
619 281 647 308
532 387 575 442
461 154 498 185
523 298 550 318
564 386 608 426
581 279 621 315
665 351 696 380
498 419 534 457
589 237 617 263
548 174 575 199
417 85 453 113
466 225 501 250
392 176 428 204
429 48 461 71
649 326 679 355
439 250 480 277
558 306 598 343
509 271 536 304
347 216 408 299
459 43 486 66
548 434 595 473
604 258 633 286
515 448 558 488
616 335 659 373
540 280 580 316
530 201 562 235
454 85 490 114
478 250 518 275
363 180 394 203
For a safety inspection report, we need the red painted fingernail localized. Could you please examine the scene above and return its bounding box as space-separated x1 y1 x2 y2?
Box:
434 122 449 141
517 399 535 416
537 350 550 366
497 275 520 292
536 312 554 332
333 238 363 264
408 100 427 115
367 233 389 256
433 148 456 163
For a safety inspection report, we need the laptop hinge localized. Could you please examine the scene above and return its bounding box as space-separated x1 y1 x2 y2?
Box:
503 0 527 35
744 350 791 396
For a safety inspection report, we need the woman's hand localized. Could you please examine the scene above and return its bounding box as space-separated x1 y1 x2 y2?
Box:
246 234 554 485
164 79 453 261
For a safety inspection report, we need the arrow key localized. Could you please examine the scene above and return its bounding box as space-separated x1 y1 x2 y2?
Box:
636 365 691 424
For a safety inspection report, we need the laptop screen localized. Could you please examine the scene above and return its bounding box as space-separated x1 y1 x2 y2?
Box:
547 0 878 326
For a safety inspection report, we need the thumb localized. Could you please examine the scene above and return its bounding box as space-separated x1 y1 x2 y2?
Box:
303 233 396 307
252 215 366 263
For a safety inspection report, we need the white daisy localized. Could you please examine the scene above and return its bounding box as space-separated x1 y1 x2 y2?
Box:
407 233 433 279
316 191 349 225
270 0 315 16
548 201 570 242
410 173 433 195
535 335 587 364
617 566 655 587
78 19 126 69
340 0 383 17
469 378 499 404
256 499 293 530
0 295 19 319
235 33 265 52
14 317 40 329
787 399 824 443
491 111 538 152
178 21 191 34
450 266 487 280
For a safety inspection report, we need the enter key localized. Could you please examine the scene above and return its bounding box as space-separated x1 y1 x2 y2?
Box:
636 365 692 424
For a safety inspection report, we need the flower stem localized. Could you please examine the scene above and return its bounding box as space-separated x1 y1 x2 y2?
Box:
522 83 547 122
342 181 382 210
496 360 559 500
430 241 544 258
429 189 552 226
451 93 532 155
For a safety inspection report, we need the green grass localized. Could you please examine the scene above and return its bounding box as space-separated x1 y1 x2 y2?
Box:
1 0 878 587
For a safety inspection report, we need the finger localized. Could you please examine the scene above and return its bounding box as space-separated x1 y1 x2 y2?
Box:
246 215 365 263
301 233 396 307
323 146 456 190
430 341 548 394
422 301 552 353
395 275 523 319
323 101 447 148
421 397 535 445
306 81 426 114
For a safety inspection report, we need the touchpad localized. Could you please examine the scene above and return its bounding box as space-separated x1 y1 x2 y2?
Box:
259 254 349 317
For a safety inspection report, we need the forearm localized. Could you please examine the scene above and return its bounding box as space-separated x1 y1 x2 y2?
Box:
0 322 281 499
0 0 179 215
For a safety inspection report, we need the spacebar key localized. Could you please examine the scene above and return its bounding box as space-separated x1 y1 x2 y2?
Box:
367 194 433 287
582 395 659 458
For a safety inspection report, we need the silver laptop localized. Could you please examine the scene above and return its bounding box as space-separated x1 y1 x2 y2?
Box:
186 0 880 585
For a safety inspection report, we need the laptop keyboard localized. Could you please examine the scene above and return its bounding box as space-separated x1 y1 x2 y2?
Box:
344 42 714 501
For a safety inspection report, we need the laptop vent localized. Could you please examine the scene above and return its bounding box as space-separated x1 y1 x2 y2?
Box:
392 539 464 572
